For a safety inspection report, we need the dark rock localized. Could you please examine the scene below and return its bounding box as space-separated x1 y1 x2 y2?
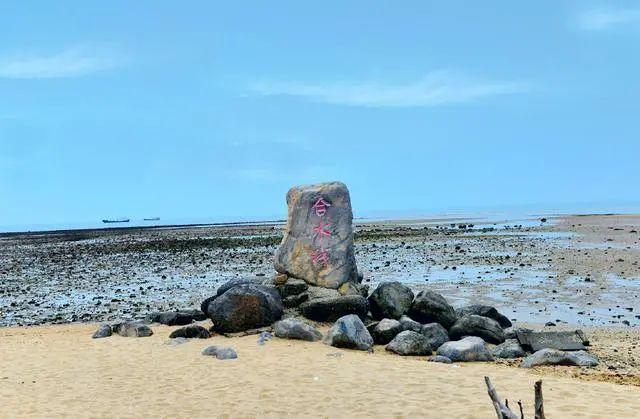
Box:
455 305 512 328
216 277 263 297
408 290 457 328
385 330 432 356
338 282 369 298
516 330 587 352
492 339 526 359
504 326 533 340
521 348 599 368
399 315 422 333
200 296 217 314
274 182 358 289
202 346 238 360
276 279 309 298
420 323 450 349
113 322 153 337
428 355 453 364
299 295 368 322
92 324 112 339
368 282 414 320
323 314 373 351
274 318 323 342
369 318 403 345
436 336 494 362
282 292 309 308
169 324 211 339
147 309 204 326
206 284 283 333
449 315 505 344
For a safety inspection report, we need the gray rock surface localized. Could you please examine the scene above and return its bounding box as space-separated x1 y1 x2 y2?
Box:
385 330 432 356
521 348 599 368
449 315 506 344
399 315 422 333
276 279 309 298
428 355 453 364
338 282 369 297
504 326 533 340
455 305 512 328
274 318 323 342
113 322 153 337
206 284 283 333
492 339 526 359
516 330 588 352
323 314 373 351
408 290 457 328
368 282 414 320
420 323 450 349
274 182 358 289
202 346 238 360
146 309 205 326
282 292 309 308
169 324 211 339
299 295 368 322
369 318 403 345
92 324 112 339
436 336 494 362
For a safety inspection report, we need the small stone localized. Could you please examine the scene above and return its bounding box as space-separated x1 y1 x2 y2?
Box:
427 355 453 364
92 324 112 339
202 346 238 360
169 324 211 339
274 318 323 342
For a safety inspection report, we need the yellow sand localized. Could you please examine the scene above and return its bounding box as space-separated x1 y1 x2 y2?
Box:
1 323 639 418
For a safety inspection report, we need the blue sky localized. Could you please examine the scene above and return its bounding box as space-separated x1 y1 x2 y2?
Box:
1 1 639 227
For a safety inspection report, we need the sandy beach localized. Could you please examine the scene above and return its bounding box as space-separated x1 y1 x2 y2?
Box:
1 214 640 417
1 322 640 418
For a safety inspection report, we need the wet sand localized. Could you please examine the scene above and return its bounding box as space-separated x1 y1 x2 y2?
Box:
1 323 639 418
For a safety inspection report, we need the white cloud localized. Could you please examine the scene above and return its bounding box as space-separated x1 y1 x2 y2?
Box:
0 46 126 79
577 8 640 31
247 71 528 108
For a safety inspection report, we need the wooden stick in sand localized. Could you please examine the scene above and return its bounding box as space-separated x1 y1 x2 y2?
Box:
484 376 545 419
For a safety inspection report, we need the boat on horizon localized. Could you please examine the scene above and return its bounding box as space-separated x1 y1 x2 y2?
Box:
102 218 130 224
143 217 160 221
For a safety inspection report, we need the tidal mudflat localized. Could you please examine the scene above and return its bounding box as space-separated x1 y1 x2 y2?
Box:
2 214 638 328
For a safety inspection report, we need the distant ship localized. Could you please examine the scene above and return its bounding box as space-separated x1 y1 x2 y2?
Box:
143 217 160 221
102 218 130 224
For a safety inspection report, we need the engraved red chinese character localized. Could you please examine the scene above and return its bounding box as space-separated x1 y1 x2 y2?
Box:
312 219 332 244
312 247 329 265
312 197 331 217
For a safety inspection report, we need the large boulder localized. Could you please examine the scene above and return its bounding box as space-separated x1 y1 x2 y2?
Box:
449 315 506 344
274 182 358 289
217 277 264 296
369 318 403 345
408 291 457 329
273 318 323 342
456 305 512 328
493 339 526 359
420 323 450 349
436 336 494 362
323 314 373 351
206 284 283 333
368 282 414 320
385 331 432 356
521 349 599 368
299 295 368 322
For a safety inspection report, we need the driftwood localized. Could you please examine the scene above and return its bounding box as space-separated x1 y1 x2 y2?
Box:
484 377 545 419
